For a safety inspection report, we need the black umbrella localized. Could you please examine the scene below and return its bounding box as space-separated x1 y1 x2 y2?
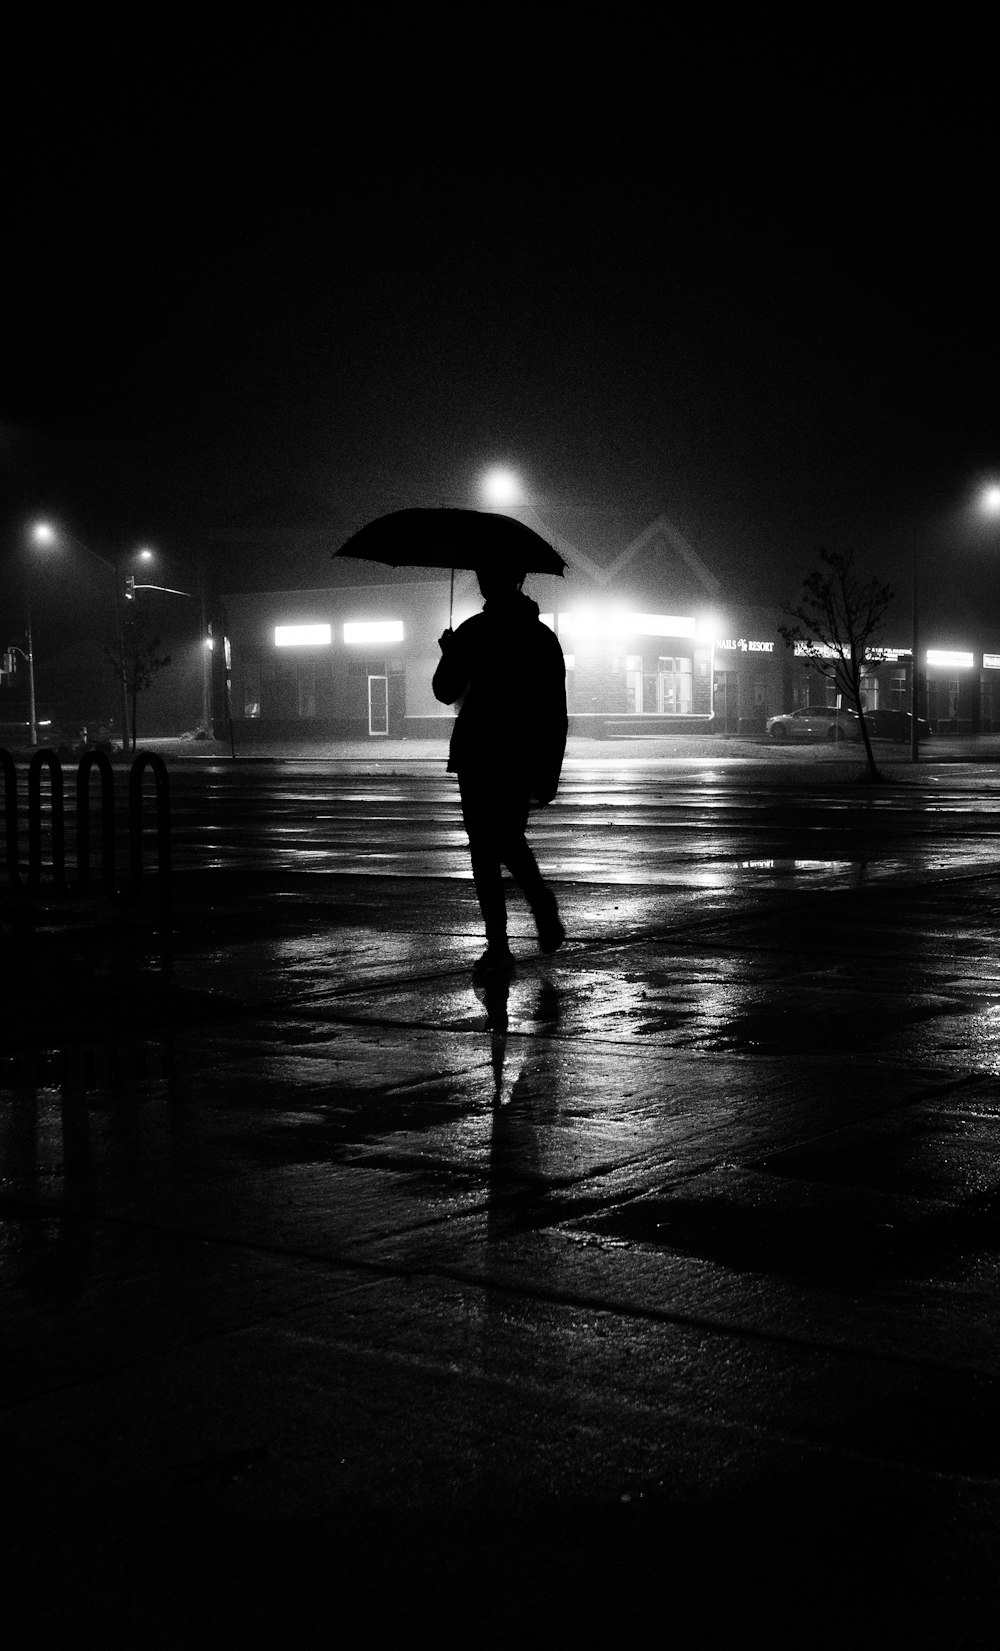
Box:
333 507 566 625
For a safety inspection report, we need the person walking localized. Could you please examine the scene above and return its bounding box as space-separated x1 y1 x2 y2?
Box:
433 561 567 972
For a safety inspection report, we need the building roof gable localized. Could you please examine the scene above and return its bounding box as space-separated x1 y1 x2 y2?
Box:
556 513 721 598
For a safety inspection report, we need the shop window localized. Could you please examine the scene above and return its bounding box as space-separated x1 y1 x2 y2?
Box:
714 671 737 728
298 664 317 718
658 656 693 714
624 655 694 714
890 672 906 710
243 662 261 719
259 660 277 717
273 664 298 719
625 654 642 714
946 678 960 719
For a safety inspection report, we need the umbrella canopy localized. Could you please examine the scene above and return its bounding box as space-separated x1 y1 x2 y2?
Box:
333 508 567 578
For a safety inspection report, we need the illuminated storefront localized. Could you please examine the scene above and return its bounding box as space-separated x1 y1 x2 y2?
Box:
223 583 449 739
787 641 1000 732
220 582 795 740
218 528 998 738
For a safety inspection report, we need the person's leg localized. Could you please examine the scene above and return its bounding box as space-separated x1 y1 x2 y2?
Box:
459 774 512 962
495 792 565 955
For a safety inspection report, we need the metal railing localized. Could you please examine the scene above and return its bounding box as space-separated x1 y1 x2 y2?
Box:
1 748 172 920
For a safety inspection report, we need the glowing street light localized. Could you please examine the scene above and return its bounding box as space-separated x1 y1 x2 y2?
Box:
911 480 1000 763
481 468 523 508
130 545 213 731
19 523 58 744
29 519 135 752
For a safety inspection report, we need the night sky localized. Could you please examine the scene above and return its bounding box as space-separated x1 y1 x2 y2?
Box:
6 18 999 640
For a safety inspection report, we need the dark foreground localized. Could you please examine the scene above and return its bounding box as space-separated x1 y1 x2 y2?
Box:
2 756 1000 1647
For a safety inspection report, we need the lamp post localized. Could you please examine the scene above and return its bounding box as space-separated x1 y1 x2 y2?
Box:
131 546 212 731
32 521 134 755
24 584 38 748
911 483 1000 761
910 536 920 763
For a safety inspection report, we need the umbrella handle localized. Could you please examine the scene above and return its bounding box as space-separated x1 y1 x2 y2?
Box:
450 567 454 629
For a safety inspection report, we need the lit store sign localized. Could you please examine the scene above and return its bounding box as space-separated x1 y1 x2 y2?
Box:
558 612 696 639
793 642 911 661
275 624 332 647
927 649 974 669
344 620 404 645
984 654 1000 671
717 638 774 653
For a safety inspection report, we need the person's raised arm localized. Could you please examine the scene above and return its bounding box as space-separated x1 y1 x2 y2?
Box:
432 626 469 704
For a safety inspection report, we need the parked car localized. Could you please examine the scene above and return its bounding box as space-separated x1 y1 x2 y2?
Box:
766 706 861 742
0 717 66 750
0 718 117 758
865 707 932 743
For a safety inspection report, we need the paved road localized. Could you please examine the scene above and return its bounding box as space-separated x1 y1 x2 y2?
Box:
5 750 1000 1645
165 754 1000 896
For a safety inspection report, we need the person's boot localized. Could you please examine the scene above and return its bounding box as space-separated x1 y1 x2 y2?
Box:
533 888 565 955
473 939 515 973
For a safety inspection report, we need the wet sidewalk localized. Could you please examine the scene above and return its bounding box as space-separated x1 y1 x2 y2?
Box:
3 849 1000 1646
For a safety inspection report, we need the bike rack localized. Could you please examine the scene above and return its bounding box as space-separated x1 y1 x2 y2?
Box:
1 748 172 921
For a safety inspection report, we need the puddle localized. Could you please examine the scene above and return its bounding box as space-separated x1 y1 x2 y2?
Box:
583 1192 1000 1282
711 999 963 1055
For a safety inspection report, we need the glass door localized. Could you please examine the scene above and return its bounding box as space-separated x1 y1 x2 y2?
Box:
368 675 389 736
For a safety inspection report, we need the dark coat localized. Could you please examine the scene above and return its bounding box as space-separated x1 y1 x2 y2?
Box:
431 591 568 802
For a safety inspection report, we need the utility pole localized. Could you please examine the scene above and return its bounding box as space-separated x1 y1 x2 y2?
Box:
25 585 38 747
910 540 919 764
113 549 132 754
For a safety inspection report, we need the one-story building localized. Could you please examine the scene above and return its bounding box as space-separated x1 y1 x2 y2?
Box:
217 513 1000 741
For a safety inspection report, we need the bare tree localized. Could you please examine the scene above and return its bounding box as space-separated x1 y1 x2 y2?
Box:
778 548 893 781
103 609 172 752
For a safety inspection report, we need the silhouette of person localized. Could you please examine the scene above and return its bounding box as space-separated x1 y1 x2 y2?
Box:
433 561 567 972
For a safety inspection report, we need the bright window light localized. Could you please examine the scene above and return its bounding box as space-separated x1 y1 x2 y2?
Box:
344 620 404 645
275 624 332 647
927 649 974 668
558 610 696 640
630 613 696 638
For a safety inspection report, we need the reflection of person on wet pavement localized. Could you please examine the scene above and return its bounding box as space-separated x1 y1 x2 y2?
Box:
432 561 567 973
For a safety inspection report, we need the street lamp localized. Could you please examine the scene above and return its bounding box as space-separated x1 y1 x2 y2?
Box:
910 534 921 762
130 545 213 732
912 482 1000 761
481 467 523 509
31 519 134 754
20 521 59 744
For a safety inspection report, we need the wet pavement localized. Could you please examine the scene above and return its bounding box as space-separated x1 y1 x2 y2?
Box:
3 741 1000 1646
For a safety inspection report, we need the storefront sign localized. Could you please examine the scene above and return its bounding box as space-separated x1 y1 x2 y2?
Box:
984 654 1000 670
926 649 974 669
793 642 911 661
275 624 332 647
344 621 405 645
716 638 774 653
